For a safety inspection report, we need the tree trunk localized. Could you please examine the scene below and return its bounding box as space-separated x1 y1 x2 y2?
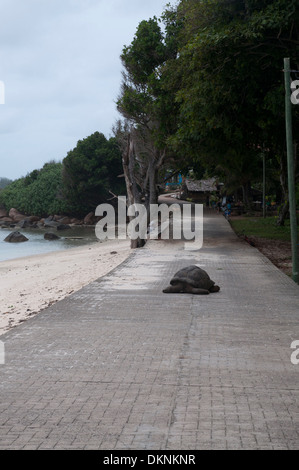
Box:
276 153 289 226
149 159 158 206
122 133 147 248
121 132 165 249
122 134 135 207
241 181 252 210
276 200 289 226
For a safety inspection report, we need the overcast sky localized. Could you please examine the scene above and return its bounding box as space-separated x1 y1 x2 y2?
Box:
0 0 171 180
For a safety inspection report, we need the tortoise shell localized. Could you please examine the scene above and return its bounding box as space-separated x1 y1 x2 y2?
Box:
170 265 215 290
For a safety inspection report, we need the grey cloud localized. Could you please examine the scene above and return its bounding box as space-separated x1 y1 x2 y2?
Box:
0 0 169 179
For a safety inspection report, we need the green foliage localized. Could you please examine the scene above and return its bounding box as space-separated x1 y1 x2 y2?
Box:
117 12 183 151
121 17 166 86
62 132 125 217
230 216 297 241
161 0 299 200
116 12 185 214
119 0 299 192
0 133 125 218
0 162 69 217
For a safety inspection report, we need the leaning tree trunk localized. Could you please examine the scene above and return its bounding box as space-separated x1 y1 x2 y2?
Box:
121 132 166 249
122 133 146 249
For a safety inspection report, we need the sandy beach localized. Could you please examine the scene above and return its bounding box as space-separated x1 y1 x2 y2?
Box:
0 238 131 336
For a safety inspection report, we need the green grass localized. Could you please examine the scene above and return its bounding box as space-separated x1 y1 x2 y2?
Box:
229 216 298 242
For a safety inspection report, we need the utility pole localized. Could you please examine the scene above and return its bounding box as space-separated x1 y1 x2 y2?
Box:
284 58 299 284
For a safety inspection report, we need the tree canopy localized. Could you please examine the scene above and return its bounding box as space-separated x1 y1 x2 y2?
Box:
0 161 68 217
117 0 298 215
62 132 125 217
0 133 125 218
170 0 298 190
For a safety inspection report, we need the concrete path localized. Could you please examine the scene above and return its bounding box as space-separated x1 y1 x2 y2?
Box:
0 209 299 450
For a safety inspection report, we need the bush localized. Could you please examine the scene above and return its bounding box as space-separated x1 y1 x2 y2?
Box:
0 161 69 217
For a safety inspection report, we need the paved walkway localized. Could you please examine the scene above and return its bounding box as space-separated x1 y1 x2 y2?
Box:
0 209 299 450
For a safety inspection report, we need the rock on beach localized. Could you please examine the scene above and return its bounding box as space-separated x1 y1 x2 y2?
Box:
44 232 61 241
4 231 29 243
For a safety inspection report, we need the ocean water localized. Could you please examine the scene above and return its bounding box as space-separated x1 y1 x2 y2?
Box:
0 226 99 262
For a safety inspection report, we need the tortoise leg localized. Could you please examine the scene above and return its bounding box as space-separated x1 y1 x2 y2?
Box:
163 282 184 293
185 286 210 295
209 285 220 293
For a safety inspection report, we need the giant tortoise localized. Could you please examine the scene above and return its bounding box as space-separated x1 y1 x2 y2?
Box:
163 265 220 295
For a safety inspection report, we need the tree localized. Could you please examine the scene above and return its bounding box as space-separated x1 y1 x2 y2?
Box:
0 161 69 216
116 11 184 246
62 132 125 217
165 0 299 211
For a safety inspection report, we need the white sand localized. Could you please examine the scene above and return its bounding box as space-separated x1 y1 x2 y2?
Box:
0 239 131 336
